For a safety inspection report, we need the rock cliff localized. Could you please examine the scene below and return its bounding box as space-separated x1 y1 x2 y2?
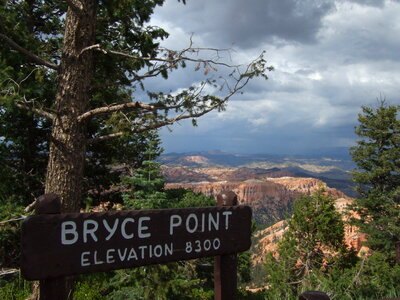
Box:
161 165 294 183
165 177 346 224
163 170 366 266
251 197 368 265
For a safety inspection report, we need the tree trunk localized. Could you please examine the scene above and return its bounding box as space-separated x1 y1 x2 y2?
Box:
45 1 97 213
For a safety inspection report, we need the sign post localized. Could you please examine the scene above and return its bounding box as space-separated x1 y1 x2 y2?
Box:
21 192 252 299
33 194 73 300
214 191 239 300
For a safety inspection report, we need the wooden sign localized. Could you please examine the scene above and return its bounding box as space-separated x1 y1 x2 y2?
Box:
21 206 252 280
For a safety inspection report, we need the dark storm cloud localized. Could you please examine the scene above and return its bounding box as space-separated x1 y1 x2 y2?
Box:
345 0 385 7
154 0 400 155
156 0 335 48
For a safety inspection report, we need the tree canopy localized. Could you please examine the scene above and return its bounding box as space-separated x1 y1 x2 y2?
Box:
350 102 400 261
0 0 271 212
264 190 351 298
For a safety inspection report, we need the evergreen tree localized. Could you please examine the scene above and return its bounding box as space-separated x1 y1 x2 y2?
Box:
121 138 167 210
85 130 162 206
103 141 216 300
0 0 271 214
264 190 353 298
350 102 400 261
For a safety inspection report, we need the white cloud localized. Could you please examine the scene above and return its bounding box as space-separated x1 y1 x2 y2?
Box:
154 0 400 154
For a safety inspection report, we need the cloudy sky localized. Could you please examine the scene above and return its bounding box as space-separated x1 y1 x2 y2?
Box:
147 0 400 155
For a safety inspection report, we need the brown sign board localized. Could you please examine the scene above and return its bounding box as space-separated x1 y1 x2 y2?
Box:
21 206 252 280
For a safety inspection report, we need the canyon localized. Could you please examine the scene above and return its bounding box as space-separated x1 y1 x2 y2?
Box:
159 151 356 197
165 176 345 224
161 152 365 266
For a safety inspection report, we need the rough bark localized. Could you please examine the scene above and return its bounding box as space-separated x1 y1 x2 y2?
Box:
44 1 97 213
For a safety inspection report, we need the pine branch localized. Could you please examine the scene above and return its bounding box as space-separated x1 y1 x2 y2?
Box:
77 101 155 122
91 67 164 90
105 48 236 68
87 64 251 144
87 51 268 145
84 43 238 69
0 216 26 225
0 33 59 70
88 102 221 145
15 102 56 121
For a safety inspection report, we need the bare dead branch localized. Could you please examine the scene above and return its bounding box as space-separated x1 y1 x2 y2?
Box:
87 103 216 144
0 216 26 225
88 83 241 144
91 66 164 90
24 199 38 213
87 51 270 145
1 73 57 120
0 33 59 70
88 39 236 90
80 43 105 57
15 102 56 121
0 268 20 276
92 46 238 69
77 101 155 122
88 132 124 144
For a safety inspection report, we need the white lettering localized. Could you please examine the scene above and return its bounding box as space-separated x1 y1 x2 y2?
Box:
201 213 205 232
208 213 219 231
81 251 90 266
169 215 182 235
118 248 127 261
127 248 138 261
94 251 104 265
80 243 175 266
103 219 119 240
195 240 201 253
165 243 173 256
121 218 135 239
106 249 115 263
204 239 211 251
186 213 198 233
213 238 221 249
154 245 163 257
61 221 78 245
83 220 98 243
138 217 151 238
222 211 232 229
139 246 147 259
185 241 192 253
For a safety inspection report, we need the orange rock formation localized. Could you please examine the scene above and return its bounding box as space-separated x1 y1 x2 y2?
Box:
165 177 346 224
165 176 367 265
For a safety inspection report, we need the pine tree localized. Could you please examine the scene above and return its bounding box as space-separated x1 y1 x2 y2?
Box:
105 141 216 300
264 190 352 298
121 138 168 210
350 102 400 261
1 0 271 213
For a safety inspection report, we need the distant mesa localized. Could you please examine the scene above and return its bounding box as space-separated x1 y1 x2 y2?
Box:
179 155 210 165
159 155 213 166
161 165 294 184
159 150 356 197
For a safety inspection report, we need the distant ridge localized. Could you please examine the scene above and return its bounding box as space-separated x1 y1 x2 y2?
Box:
159 150 356 197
